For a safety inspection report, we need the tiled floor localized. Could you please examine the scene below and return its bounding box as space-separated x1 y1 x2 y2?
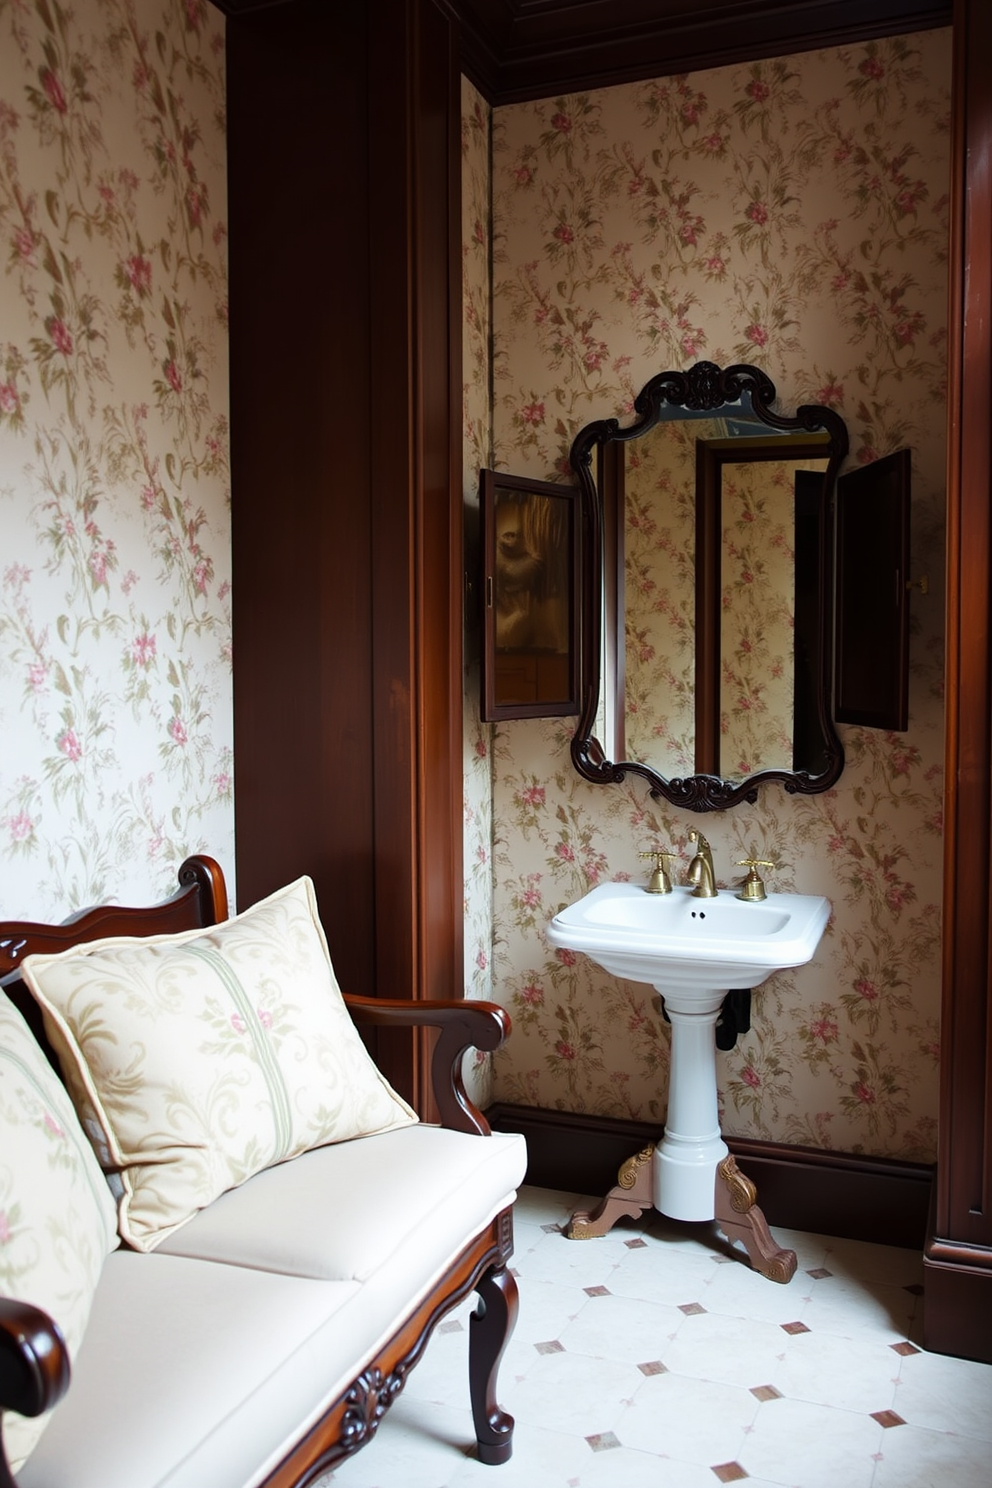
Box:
318 1185 992 1488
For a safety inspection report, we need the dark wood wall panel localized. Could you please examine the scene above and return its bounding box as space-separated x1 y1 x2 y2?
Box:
923 0 992 1363
228 0 462 1106
228 2 376 997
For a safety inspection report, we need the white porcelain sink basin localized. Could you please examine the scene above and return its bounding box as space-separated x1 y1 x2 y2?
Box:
547 880 830 989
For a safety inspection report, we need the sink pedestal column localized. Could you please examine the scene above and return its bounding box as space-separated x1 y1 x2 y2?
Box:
652 985 728 1221
567 983 797 1283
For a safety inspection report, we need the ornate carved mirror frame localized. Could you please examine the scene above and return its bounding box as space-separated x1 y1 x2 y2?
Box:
569 361 849 811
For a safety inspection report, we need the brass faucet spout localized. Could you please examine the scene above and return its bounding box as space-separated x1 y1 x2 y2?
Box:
686 829 718 898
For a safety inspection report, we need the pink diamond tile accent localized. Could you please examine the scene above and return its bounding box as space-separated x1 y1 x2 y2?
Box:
806 1267 833 1279
872 1410 906 1428
625 1237 648 1249
535 1340 564 1355
679 1302 707 1315
638 1360 667 1376
586 1432 621 1452
750 1384 782 1401
712 1461 749 1482
584 1284 610 1297
890 1341 921 1357
781 1320 810 1335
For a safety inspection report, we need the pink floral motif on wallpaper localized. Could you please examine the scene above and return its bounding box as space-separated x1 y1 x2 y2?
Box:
0 0 231 916
476 31 950 1160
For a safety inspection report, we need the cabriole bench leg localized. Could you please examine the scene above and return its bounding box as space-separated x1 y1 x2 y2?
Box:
469 1262 518 1464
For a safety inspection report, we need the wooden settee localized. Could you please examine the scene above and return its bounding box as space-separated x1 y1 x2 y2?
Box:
0 857 525 1487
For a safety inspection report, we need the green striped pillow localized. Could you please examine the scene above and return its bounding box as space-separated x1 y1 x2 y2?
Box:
20 877 416 1252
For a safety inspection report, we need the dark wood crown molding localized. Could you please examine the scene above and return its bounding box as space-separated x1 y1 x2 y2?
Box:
434 0 952 104
210 2 951 105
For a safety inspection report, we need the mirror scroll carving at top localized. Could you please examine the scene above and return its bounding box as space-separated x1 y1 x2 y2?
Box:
569 361 849 812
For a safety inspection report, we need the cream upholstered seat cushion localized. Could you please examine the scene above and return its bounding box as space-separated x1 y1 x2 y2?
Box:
0 993 119 1473
19 877 417 1252
16 1127 527 1488
156 1124 527 1280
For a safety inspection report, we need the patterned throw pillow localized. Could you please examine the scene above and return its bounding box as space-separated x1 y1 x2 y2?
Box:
19 876 417 1253
0 993 119 1473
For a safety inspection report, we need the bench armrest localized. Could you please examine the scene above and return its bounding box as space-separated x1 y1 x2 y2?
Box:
0 1297 70 1485
343 996 509 1135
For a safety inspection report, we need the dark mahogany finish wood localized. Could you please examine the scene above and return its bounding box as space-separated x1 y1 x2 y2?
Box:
0 1300 70 1488
437 0 952 103
211 2 952 105
469 1220 518 1466
923 0 992 1365
345 995 510 1135
0 858 519 1482
569 361 847 812
835 449 912 731
227 0 463 1112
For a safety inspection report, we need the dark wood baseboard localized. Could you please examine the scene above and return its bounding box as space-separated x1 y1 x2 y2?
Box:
488 1102 933 1251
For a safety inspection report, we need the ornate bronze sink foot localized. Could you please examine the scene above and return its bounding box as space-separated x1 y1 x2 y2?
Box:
714 1154 797 1283
566 1145 654 1239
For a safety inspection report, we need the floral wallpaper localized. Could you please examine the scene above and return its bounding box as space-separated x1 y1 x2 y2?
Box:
467 32 951 1161
0 0 232 919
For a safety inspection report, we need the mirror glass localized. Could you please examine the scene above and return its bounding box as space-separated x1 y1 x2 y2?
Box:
570 362 848 811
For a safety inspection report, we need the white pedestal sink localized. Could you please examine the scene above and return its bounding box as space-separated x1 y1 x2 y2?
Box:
546 880 830 1278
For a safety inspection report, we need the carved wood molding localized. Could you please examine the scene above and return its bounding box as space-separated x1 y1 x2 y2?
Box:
433 0 953 104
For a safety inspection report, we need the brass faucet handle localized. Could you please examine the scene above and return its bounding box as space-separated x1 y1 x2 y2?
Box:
638 849 676 895
735 858 775 902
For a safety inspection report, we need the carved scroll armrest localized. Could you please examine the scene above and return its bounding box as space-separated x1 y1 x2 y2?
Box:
0 1298 70 1484
342 996 510 1135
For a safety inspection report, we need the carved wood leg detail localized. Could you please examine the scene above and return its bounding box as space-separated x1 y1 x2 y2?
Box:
566 1144 655 1239
714 1155 797 1283
469 1263 518 1464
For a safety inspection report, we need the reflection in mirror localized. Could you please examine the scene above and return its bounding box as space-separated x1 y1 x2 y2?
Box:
571 362 848 811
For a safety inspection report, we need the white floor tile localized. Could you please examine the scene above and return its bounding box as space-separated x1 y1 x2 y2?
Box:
311 1186 992 1488
499 1345 641 1436
871 1420 992 1487
699 1247 818 1325
511 1227 632 1290
616 1369 758 1462
772 1327 902 1412
821 1234 925 1288
894 1346 992 1440
606 1241 725 1307
738 1395 882 1488
556 1290 687 1366
659 1308 796 1391
798 1273 918 1343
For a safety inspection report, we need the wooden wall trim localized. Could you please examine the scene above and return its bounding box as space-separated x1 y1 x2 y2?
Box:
936 0 992 1252
490 1103 933 1250
923 0 992 1363
434 0 953 105
229 0 463 1114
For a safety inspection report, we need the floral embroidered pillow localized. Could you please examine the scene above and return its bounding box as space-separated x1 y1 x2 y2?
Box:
0 992 119 1472
19 876 417 1252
